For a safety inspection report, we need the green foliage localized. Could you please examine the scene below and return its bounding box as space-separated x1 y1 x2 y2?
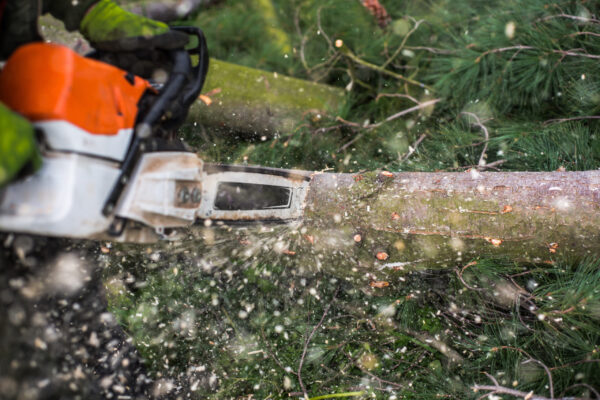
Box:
104 246 600 398
182 0 600 174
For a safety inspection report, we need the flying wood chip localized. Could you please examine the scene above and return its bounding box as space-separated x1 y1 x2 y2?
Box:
369 281 390 288
198 94 212 106
484 237 503 247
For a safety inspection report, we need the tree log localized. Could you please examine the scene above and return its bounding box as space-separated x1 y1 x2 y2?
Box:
187 58 346 137
301 170 600 270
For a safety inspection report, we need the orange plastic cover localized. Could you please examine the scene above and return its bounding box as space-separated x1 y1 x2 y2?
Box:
0 42 152 135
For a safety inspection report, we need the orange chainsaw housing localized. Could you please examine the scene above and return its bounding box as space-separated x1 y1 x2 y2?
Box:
0 42 152 135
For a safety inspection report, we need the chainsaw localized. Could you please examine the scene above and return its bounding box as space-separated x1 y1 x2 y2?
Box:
0 28 310 243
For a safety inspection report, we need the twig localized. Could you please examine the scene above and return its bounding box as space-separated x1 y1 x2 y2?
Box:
538 13 600 25
399 133 427 162
475 44 600 63
294 5 311 73
260 327 296 376
549 358 600 371
337 133 364 153
367 99 440 129
475 45 535 63
405 46 454 55
375 93 421 104
444 159 506 171
543 115 600 125
568 31 600 39
460 112 490 167
561 384 600 399
553 49 600 60
317 7 335 52
522 359 554 399
381 18 424 69
338 45 433 90
345 352 403 389
297 287 340 399
454 264 483 291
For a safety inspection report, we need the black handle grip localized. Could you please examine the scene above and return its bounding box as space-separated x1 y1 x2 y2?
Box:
102 27 209 219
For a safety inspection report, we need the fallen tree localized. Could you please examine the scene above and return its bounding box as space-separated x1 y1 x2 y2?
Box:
299 170 600 270
187 58 345 138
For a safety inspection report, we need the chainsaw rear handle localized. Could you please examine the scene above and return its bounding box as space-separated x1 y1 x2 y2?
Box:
102 26 209 220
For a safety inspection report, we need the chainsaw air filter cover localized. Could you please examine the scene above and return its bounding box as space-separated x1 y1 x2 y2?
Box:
0 42 152 161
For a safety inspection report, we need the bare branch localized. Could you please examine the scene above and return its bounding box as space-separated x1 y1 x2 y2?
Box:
375 93 421 104
568 31 600 39
399 133 427 163
460 112 490 167
561 383 600 399
317 7 335 52
367 98 440 129
297 287 339 399
522 359 554 399
381 18 425 69
405 46 455 55
543 115 600 126
338 45 433 90
538 13 600 25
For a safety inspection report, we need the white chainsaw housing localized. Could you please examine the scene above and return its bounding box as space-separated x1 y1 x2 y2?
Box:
0 152 120 239
0 122 311 242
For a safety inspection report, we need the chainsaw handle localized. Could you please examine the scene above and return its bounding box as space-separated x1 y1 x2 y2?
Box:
102 27 209 221
138 27 209 134
172 26 210 108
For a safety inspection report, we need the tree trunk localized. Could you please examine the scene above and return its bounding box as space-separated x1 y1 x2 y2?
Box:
187 58 346 138
302 170 600 269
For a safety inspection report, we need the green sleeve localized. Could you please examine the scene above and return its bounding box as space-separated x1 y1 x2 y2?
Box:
43 0 99 31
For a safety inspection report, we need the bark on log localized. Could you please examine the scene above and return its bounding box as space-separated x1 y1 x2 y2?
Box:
302 170 600 270
187 58 346 137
